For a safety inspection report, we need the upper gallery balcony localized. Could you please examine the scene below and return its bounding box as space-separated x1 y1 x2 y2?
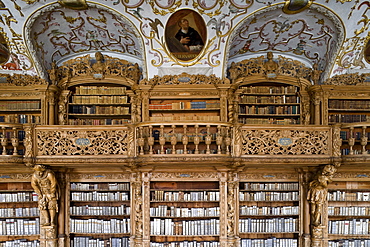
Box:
0 122 365 167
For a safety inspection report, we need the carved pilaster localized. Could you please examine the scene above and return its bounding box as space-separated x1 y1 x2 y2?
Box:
58 90 71 125
219 89 228 122
142 91 149 122
227 172 238 239
23 124 34 160
47 91 56 125
233 125 242 157
313 94 322 125
332 125 342 157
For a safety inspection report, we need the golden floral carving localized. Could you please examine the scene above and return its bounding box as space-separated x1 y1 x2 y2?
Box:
150 172 219 179
0 73 48 86
241 128 330 155
140 73 228 86
325 73 370 85
36 129 131 156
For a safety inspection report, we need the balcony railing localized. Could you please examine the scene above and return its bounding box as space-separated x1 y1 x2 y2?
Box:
136 122 233 156
0 124 24 156
0 122 368 162
340 123 370 156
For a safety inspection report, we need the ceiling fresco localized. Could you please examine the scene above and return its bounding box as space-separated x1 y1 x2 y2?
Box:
0 0 369 83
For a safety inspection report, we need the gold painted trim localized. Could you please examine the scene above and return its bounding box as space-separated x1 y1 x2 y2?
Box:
282 0 313 14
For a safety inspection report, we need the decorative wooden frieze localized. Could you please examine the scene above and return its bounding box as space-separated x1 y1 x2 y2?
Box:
240 128 330 155
36 128 132 156
150 172 219 179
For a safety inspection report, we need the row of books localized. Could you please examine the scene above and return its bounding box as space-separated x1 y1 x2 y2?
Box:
341 149 369 155
71 192 129 201
241 86 298 94
70 205 130 216
239 95 299 104
242 183 299 191
328 206 370 216
0 218 40 235
70 105 130 115
328 219 370 235
75 86 127 95
0 130 25 140
328 239 370 247
150 219 219 236
328 191 370 201
239 218 297 233
71 237 129 247
151 191 220 202
0 240 39 247
0 114 41 124
70 218 130 234
239 192 299 201
0 207 39 218
0 101 40 111
150 206 220 217
240 206 299 216
72 95 129 104
329 114 370 123
150 241 219 247
149 101 220 110
239 105 299 115
71 183 130 191
0 192 38 203
329 100 370 109
340 131 370 140
67 118 131 125
238 118 299 125
240 238 298 247
150 115 220 122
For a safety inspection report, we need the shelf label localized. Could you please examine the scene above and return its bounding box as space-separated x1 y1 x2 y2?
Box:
75 138 90 146
278 137 293 146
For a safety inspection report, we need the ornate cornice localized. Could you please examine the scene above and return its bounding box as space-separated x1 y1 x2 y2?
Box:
0 73 48 86
325 73 370 86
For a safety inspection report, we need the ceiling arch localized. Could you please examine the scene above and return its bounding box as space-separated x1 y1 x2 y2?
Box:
225 3 345 82
24 2 145 79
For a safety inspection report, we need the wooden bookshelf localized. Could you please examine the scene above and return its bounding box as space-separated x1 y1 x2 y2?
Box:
150 181 220 247
236 83 302 125
0 182 39 246
327 181 370 245
68 182 131 246
239 182 300 247
67 85 132 125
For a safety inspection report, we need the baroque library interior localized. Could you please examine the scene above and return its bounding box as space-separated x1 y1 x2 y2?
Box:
1 1 370 247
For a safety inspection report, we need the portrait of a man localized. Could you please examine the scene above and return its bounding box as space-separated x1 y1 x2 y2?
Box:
165 9 206 61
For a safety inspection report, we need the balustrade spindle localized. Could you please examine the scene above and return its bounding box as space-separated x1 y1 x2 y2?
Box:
361 126 368 155
225 127 231 155
171 125 177 154
182 125 188 154
138 127 144 155
194 125 200 154
1 127 6 155
159 125 165 154
216 125 223 154
11 127 19 155
348 126 355 155
205 125 211 154
148 126 154 154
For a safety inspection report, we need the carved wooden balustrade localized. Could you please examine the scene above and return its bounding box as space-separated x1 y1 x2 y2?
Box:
136 123 233 156
236 125 339 162
340 123 370 156
0 124 24 156
2 122 367 164
33 125 135 164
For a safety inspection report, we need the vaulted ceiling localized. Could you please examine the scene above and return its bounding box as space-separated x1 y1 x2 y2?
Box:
0 0 368 83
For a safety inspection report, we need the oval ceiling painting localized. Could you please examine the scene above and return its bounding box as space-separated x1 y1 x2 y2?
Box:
165 9 206 61
0 33 10 65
